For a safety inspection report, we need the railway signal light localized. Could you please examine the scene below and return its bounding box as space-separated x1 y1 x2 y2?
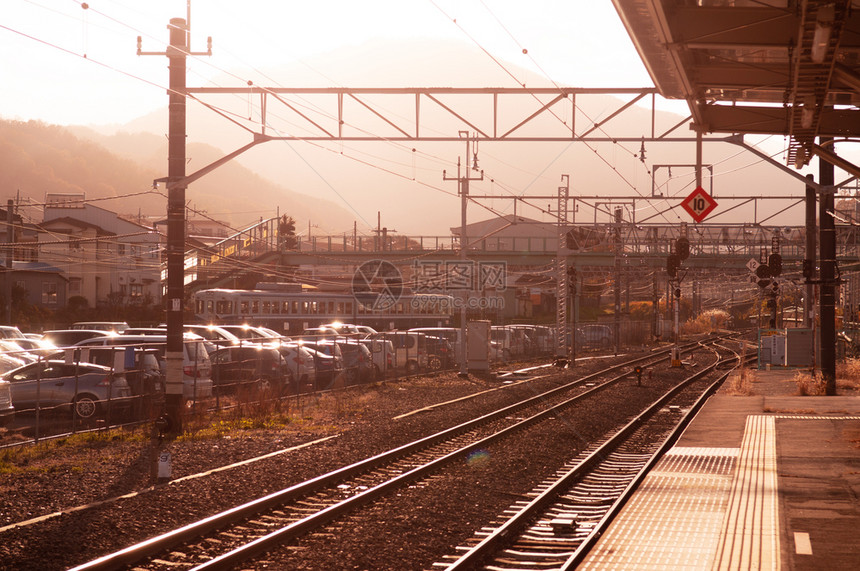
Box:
768 253 782 277
667 254 680 278
802 259 814 280
755 264 771 279
675 237 690 260
674 287 681 298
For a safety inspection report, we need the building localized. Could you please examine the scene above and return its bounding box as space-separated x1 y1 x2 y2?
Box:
5 261 67 309
37 194 163 308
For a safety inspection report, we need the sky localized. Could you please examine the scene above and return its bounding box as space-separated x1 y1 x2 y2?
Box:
1 0 668 127
2 0 821 234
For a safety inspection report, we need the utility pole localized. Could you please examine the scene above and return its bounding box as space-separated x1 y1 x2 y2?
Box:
5 200 13 324
138 17 211 434
555 175 571 363
614 207 622 355
819 138 837 395
804 174 817 371
443 132 483 377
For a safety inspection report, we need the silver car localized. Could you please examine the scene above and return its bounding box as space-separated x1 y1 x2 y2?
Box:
0 379 13 426
2 360 132 419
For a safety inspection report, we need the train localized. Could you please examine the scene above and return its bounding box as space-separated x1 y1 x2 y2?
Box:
191 287 455 334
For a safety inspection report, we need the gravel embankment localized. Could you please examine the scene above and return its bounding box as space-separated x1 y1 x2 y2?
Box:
0 352 696 570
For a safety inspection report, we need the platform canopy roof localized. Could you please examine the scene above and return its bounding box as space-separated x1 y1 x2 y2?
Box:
612 0 860 169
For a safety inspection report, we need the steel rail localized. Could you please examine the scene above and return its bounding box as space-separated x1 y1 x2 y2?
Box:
442 343 736 570
187 345 711 570
69 343 705 571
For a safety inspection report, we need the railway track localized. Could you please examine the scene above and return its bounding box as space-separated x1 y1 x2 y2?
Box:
68 339 738 571
432 343 747 570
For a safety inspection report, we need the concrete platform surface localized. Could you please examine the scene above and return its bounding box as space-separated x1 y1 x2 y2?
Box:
579 368 860 570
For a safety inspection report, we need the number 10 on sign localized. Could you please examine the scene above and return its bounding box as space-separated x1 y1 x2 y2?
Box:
680 186 718 223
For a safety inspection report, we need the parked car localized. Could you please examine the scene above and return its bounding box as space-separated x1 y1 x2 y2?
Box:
300 326 342 340
0 326 27 340
577 324 613 349
72 346 164 398
41 329 114 348
377 331 428 373
319 322 367 336
122 327 169 335
181 324 242 349
75 334 213 400
219 324 281 347
278 342 317 392
409 327 460 369
0 353 27 375
357 337 395 378
10 337 61 358
333 340 374 384
2 360 131 420
70 321 129 333
299 341 345 389
0 378 14 426
209 345 289 394
0 340 40 364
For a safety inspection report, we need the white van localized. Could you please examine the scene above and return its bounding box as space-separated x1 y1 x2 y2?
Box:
377 331 428 373
75 334 213 400
70 321 129 333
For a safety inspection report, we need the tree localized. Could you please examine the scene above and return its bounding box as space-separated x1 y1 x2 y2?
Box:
279 215 298 251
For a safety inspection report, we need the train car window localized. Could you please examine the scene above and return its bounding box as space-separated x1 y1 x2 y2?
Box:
272 301 280 314
301 301 309 314
346 302 353 314
336 302 344 314
216 300 232 314
262 301 271 314
206 300 214 314
328 301 335 314
241 301 250 314
252 300 260 314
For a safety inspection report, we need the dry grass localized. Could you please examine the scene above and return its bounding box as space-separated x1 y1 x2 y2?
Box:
793 369 825 396
836 359 860 393
726 367 756 396
682 309 731 335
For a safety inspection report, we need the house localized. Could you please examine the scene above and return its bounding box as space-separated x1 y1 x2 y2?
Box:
4 261 67 309
38 194 163 308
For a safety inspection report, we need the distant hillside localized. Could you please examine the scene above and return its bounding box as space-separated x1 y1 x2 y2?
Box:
0 119 165 220
0 119 356 232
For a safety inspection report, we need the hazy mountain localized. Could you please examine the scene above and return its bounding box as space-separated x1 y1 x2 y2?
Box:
71 38 811 235
0 119 165 220
65 128 357 233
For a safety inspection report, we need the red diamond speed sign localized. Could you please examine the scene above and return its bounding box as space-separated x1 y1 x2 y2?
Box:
680 186 718 223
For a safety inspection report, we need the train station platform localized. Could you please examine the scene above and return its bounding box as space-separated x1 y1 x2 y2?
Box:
579 369 860 570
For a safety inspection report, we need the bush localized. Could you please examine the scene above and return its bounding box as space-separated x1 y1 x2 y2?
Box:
682 309 731 334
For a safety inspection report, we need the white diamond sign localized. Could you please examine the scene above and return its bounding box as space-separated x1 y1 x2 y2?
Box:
746 258 760 273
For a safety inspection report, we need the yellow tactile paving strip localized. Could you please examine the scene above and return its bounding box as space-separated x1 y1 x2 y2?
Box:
580 416 780 570
712 415 780 571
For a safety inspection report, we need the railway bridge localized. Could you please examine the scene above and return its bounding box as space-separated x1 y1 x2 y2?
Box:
179 215 860 296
